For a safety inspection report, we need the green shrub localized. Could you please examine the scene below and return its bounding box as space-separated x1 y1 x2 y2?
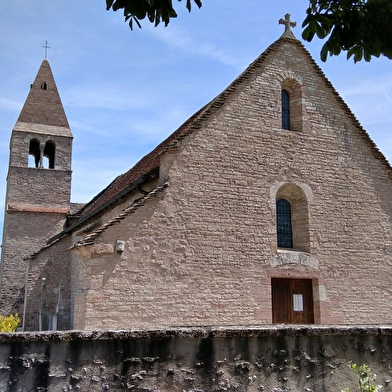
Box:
0 313 21 332
342 363 382 392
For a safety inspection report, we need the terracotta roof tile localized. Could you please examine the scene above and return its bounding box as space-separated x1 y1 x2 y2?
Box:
73 181 169 248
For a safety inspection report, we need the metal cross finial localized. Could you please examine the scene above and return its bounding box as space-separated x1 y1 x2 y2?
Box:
279 13 296 32
42 41 50 59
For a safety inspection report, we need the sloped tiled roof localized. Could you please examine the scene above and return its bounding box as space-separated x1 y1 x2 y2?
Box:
74 105 205 220
73 181 169 248
31 182 169 258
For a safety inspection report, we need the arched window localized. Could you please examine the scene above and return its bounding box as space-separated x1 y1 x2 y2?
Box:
280 77 305 131
276 198 293 248
41 82 48 90
43 141 55 169
275 183 311 252
28 139 40 168
281 89 290 130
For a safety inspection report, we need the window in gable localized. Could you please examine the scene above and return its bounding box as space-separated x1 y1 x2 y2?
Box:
281 89 290 130
281 78 304 131
276 198 293 248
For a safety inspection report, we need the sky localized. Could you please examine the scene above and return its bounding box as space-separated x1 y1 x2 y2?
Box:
0 1 391 224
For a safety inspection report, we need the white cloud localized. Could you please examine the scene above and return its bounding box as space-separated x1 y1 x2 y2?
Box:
147 25 244 68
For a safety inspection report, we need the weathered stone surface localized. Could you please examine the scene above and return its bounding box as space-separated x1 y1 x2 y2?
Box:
0 326 392 391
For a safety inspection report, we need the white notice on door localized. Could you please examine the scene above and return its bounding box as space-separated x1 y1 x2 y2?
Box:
293 294 303 312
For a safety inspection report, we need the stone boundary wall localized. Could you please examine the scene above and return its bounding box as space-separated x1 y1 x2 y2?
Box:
0 325 392 391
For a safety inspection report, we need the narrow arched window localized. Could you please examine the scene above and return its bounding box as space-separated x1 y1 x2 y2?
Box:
43 141 55 169
41 82 48 90
276 198 293 248
29 139 40 168
281 89 290 130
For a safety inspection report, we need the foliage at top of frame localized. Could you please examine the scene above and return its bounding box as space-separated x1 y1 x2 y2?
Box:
106 0 202 30
302 0 392 62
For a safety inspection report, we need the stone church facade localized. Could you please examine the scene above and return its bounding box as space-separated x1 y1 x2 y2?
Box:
1 26 391 331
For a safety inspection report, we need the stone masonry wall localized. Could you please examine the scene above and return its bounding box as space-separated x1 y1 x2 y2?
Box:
70 38 392 329
6 168 71 208
0 211 68 317
24 236 73 331
0 326 392 391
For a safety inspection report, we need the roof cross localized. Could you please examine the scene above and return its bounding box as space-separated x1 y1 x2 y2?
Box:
279 13 296 32
42 41 50 59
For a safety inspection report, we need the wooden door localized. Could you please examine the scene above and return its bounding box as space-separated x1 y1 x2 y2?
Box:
272 278 314 324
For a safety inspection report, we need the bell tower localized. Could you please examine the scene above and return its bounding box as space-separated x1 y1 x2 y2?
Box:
0 60 73 316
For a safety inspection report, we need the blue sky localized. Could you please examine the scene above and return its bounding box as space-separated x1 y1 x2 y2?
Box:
1 1 391 214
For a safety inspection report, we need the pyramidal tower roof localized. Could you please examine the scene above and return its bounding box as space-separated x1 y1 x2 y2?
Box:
17 60 70 130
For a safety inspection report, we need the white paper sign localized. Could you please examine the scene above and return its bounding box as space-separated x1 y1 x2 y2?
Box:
293 294 303 312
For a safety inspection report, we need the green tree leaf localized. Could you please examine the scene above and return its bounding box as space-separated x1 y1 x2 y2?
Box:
107 0 201 29
107 0 392 63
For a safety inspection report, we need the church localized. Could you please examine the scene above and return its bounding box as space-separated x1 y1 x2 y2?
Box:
1 19 391 331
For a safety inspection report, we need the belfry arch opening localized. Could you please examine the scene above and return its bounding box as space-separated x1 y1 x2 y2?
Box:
28 139 40 168
44 141 55 169
28 139 56 169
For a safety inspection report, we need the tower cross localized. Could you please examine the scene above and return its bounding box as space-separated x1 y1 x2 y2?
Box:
42 41 50 59
279 13 296 32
